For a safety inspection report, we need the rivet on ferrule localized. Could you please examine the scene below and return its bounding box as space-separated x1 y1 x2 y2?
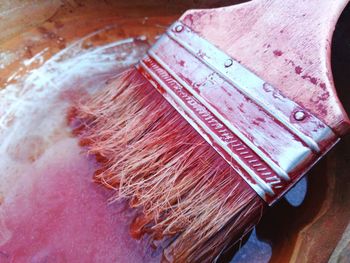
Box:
294 110 306 121
174 25 184 33
224 59 233 67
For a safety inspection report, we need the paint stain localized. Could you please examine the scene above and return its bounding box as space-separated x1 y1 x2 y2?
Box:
0 28 158 263
273 50 283 57
302 74 318 85
295 66 303 75
319 82 327 90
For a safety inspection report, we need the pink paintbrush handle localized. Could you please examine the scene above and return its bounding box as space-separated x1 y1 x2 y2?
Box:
180 0 350 135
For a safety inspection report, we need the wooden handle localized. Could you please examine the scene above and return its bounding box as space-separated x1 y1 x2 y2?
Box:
180 0 350 135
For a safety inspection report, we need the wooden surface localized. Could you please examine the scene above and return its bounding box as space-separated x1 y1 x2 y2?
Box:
0 1 348 262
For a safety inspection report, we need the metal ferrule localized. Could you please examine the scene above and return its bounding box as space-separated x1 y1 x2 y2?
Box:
137 21 338 205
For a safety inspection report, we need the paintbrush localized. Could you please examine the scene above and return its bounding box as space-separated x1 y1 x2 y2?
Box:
69 0 350 262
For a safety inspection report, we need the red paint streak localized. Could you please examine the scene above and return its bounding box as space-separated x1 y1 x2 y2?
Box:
316 103 328 116
252 120 260 126
318 92 330 101
310 78 318 85
256 117 266 123
273 50 283 57
180 73 195 87
137 65 165 94
184 14 194 25
284 59 295 67
183 11 207 27
238 103 245 113
319 82 326 90
302 74 318 85
295 66 303 75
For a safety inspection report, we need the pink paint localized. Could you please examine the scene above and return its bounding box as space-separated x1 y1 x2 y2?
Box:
295 66 303 74
284 59 295 66
273 50 283 57
0 31 156 263
319 82 327 90
0 140 159 263
302 74 318 85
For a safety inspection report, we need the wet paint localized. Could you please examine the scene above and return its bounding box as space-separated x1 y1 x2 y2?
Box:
0 28 159 263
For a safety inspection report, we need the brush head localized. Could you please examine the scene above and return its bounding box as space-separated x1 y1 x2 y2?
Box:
70 68 264 262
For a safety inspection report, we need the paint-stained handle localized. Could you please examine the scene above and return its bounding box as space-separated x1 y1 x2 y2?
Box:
180 0 350 135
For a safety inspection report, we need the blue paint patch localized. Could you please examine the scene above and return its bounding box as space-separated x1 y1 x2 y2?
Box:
284 176 308 207
231 228 272 263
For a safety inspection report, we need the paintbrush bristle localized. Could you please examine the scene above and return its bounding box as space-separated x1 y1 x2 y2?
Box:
69 68 264 262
